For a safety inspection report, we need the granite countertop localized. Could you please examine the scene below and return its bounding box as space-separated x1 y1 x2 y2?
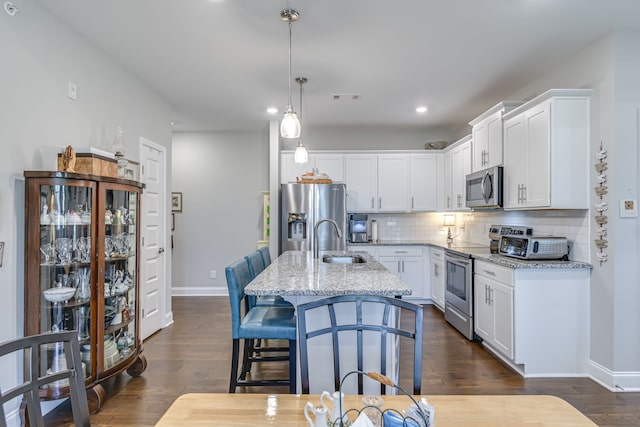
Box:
348 239 592 269
473 254 592 269
244 250 411 297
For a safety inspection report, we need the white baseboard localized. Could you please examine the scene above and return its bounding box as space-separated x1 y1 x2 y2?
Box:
171 286 228 297
163 310 174 328
588 359 640 392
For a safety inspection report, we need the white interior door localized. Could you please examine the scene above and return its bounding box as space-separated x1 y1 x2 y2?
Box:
140 138 167 340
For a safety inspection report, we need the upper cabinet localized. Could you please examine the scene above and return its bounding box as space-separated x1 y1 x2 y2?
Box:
345 154 379 212
280 152 345 184
282 150 441 213
377 154 409 211
502 89 591 210
469 101 523 172
409 153 440 211
345 153 440 213
443 136 472 211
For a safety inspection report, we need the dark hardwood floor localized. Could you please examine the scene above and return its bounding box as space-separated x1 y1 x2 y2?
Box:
46 296 640 426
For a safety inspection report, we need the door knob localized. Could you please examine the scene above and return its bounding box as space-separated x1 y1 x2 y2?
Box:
158 247 165 254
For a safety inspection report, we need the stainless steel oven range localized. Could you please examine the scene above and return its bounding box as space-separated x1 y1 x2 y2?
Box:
444 248 475 340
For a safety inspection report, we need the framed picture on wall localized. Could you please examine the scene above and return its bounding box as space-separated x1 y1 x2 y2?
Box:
171 192 183 212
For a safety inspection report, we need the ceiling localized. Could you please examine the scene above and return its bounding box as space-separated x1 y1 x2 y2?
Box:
35 0 640 136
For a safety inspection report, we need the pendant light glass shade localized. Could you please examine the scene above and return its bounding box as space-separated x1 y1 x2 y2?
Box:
280 106 301 139
280 9 301 139
294 142 308 163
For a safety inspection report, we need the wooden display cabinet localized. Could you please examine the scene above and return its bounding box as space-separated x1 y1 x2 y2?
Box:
24 171 147 413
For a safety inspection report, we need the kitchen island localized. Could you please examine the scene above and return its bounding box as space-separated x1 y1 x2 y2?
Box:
245 250 411 297
245 250 412 394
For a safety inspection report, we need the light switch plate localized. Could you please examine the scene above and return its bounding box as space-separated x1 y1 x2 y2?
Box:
620 199 638 218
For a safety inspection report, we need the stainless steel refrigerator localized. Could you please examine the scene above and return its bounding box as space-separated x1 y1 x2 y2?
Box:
280 183 347 255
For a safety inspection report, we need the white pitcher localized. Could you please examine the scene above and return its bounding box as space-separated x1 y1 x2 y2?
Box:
320 391 350 426
304 402 328 427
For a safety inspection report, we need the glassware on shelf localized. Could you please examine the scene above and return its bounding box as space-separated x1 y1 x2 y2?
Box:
75 306 90 342
55 238 72 264
40 243 56 265
117 331 132 358
77 268 91 301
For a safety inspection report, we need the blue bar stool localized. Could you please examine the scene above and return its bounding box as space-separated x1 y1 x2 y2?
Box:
225 258 297 393
258 246 272 266
245 251 293 309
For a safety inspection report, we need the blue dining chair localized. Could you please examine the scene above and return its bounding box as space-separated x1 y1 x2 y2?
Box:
225 258 297 393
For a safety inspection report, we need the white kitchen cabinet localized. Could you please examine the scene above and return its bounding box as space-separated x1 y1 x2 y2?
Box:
280 152 346 184
345 155 378 212
474 263 514 359
474 259 590 377
502 89 591 210
409 154 439 211
377 154 409 211
281 152 313 183
378 246 426 301
443 135 471 211
443 151 453 210
429 247 445 311
469 102 523 172
315 154 345 183
345 154 410 213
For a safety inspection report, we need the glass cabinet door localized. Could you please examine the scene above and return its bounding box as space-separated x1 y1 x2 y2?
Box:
100 185 139 372
32 179 97 397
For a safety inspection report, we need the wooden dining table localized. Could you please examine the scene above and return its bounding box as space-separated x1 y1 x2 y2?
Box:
154 393 598 426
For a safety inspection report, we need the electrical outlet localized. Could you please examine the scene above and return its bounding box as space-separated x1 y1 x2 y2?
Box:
210 270 216 279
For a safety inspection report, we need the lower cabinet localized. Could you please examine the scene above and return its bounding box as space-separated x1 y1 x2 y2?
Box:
474 270 514 359
378 246 426 301
474 259 590 377
430 247 445 311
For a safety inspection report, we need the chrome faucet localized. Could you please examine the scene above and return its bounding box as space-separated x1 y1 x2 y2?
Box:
313 218 342 258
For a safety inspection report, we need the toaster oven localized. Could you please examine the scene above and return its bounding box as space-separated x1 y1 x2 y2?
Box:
499 236 569 260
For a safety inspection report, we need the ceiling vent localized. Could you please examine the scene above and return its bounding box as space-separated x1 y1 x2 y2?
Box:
332 94 361 101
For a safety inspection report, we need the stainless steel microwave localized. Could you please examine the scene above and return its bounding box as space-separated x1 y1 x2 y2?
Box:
465 166 503 209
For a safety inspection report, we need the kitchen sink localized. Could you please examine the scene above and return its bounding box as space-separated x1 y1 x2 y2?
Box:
322 254 367 264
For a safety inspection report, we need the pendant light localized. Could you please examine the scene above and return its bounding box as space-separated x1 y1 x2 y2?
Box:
280 9 301 139
294 77 308 164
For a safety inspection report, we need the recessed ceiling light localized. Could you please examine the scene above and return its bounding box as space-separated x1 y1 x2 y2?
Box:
416 106 428 113
267 107 278 114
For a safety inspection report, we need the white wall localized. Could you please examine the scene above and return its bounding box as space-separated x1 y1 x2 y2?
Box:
281 127 457 151
171 130 269 295
502 31 640 389
0 2 172 420
609 32 640 377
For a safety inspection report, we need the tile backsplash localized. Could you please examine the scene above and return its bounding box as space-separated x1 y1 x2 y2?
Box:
365 210 590 262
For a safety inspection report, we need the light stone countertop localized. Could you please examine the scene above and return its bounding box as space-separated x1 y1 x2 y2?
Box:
473 254 592 269
348 240 592 269
244 250 411 297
